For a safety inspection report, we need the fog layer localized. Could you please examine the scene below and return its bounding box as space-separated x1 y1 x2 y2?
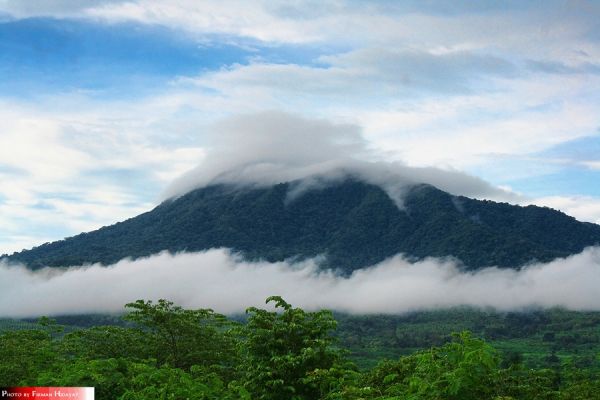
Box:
2 247 599 317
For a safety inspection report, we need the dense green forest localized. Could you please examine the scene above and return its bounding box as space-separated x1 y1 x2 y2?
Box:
334 309 600 371
6 180 600 273
2 299 599 399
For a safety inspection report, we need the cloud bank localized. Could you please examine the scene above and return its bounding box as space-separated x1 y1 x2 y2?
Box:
2 247 600 318
163 111 521 205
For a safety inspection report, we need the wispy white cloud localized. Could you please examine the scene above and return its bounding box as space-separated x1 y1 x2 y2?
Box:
187 48 517 99
581 160 600 170
0 0 124 19
4 1 600 59
85 0 324 43
0 100 205 253
179 53 600 168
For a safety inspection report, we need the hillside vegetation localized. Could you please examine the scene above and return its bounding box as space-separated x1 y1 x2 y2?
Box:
6 179 600 273
1 298 599 399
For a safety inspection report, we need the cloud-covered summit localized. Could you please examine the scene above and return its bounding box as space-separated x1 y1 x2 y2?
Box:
163 111 520 206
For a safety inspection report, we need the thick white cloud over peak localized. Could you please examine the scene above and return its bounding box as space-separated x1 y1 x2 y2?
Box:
162 111 520 205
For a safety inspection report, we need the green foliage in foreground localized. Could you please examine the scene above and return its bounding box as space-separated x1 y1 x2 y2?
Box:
1 299 599 400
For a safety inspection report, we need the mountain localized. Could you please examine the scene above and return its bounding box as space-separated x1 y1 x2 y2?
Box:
4 179 600 273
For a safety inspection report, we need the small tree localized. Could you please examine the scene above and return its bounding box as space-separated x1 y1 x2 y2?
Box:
406 331 500 400
123 299 238 376
240 296 342 400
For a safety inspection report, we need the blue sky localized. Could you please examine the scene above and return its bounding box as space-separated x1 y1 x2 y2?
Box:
0 18 246 97
0 17 332 99
1 0 600 254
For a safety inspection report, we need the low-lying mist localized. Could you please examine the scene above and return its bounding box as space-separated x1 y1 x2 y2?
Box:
1 247 600 318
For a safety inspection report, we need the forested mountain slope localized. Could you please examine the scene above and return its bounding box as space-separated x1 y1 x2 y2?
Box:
5 179 600 273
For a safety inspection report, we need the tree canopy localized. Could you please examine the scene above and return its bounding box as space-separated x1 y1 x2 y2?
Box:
0 298 599 399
